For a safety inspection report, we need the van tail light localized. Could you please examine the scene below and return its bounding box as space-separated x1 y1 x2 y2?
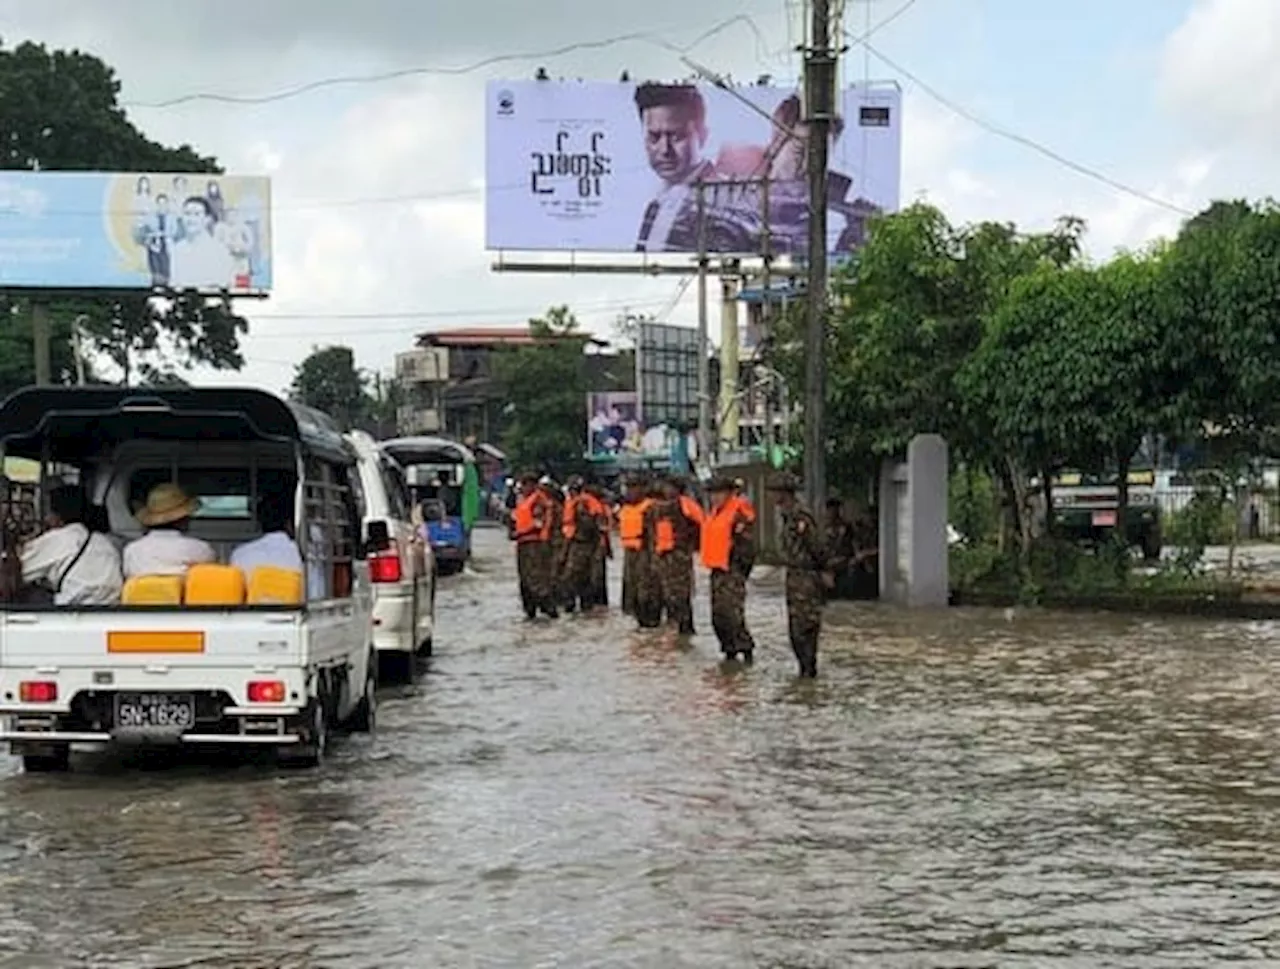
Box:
369 549 402 583
19 681 57 703
246 680 285 703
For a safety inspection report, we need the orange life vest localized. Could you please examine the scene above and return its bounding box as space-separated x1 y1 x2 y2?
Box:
701 500 739 571
618 500 647 551
734 495 756 522
513 494 550 543
678 494 705 525
563 492 605 540
562 495 579 539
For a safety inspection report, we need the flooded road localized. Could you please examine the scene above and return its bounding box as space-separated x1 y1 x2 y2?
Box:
3 527 1280 966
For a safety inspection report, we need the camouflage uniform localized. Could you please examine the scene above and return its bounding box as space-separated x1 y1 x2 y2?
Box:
561 484 602 612
646 492 699 635
542 485 566 606
587 486 611 608
707 484 757 661
772 475 828 677
515 484 558 620
634 488 664 628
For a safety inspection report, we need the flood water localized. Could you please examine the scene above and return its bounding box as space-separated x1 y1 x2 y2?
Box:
3 527 1280 966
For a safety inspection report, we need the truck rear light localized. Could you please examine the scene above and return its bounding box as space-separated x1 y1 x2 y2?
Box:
19 681 57 703
246 680 285 703
369 550 402 583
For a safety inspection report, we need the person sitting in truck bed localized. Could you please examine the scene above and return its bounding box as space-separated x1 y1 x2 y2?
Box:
21 484 123 605
230 492 307 581
122 482 216 578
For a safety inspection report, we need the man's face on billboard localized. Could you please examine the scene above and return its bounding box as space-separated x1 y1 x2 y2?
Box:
641 105 705 184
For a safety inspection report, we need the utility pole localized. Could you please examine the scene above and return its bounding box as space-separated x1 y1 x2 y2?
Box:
31 302 50 385
695 181 710 472
803 0 839 510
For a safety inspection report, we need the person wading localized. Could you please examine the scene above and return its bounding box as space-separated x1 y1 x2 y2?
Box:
767 472 831 678
617 476 649 616
512 472 558 619
634 478 665 628
702 476 757 663
644 475 702 635
586 482 612 608
559 476 605 612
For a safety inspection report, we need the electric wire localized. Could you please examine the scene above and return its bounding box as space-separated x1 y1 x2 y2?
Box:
854 39 1194 216
122 14 778 109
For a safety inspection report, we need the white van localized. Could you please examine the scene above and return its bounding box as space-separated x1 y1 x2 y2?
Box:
0 387 377 772
345 431 435 678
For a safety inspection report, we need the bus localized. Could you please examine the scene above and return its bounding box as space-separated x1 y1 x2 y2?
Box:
381 436 479 575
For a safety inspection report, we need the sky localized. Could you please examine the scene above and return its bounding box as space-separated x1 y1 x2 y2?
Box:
0 0 1274 392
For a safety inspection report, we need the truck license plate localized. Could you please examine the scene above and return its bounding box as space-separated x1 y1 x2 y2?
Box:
1092 510 1117 527
113 693 195 734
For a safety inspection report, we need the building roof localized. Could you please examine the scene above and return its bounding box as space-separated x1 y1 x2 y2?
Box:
416 326 606 348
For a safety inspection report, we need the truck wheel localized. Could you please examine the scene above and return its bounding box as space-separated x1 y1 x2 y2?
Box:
22 748 70 773
349 662 377 734
282 700 328 769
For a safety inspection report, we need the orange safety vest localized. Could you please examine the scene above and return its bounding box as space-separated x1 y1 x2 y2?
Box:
513 494 550 543
654 516 675 554
618 500 647 551
563 493 605 540
734 495 756 522
701 501 739 571
679 494 705 525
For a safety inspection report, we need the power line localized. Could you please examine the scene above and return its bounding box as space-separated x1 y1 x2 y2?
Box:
844 0 920 48
243 294 679 336
855 40 1194 216
122 15 777 109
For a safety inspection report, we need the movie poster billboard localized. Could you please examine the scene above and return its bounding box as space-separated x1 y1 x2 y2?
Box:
587 390 685 459
485 79 901 255
0 171 272 292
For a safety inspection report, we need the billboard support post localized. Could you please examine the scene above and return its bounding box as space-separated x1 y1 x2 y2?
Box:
695 181 710 473
760 176 775 457
31 302 50 386
803 0 840 510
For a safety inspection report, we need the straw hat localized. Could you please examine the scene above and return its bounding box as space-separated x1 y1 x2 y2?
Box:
136 482 201 526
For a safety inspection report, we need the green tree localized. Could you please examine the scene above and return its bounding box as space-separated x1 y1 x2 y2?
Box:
290 345 371 430
493 306 589 472
0 40 249 380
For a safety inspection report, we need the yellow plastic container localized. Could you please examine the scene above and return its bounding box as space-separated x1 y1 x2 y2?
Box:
121 574 184 606
184 564 247 606
246 566 304 605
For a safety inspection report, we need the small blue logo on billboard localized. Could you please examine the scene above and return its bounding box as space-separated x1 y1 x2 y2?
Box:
496 89 515 116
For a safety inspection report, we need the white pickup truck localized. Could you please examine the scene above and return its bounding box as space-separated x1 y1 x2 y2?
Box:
0 387 377 772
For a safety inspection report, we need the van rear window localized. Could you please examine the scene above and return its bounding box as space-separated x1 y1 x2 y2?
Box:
128 467 294 520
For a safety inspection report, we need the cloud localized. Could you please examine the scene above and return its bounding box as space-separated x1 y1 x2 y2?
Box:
1158 0 1280 149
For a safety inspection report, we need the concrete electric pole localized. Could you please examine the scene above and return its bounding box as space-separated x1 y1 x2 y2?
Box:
802 0 840 510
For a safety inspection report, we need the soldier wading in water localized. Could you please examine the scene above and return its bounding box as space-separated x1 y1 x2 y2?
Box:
511 473 558 619
701 476 756 663
643 475 703 635
767 472 831 677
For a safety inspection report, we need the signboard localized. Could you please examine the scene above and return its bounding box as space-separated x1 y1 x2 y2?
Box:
485 80 901 254
586 389 692 462
0 171 272 292
635 321 699 432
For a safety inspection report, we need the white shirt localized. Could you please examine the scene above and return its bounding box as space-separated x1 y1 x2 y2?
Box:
230 530 324 599
123 528 216 578
170 232 234 289
21 523 123 606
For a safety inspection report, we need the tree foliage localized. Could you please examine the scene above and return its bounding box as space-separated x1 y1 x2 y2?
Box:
799 197 1280 575
493 306 589 472
0 39 249 383
290 345 371 430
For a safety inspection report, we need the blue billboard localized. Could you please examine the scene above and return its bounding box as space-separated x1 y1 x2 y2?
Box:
0 171 272 292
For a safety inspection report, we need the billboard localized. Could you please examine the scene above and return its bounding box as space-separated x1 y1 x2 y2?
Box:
485 79 901 255
0 171 271 292
587 390 692 461
636 321 699 430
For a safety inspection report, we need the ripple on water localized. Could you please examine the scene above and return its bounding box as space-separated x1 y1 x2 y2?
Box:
3 531 1280 965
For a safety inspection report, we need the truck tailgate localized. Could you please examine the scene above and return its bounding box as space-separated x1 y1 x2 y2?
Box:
0 610 304 667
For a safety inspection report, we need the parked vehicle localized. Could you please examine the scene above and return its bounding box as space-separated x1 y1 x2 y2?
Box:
381 436 479 576
346 431 436 677
0 387 377 772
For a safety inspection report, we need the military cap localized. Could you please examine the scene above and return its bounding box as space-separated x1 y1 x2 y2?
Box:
766 471 801 492
518 472 539 485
